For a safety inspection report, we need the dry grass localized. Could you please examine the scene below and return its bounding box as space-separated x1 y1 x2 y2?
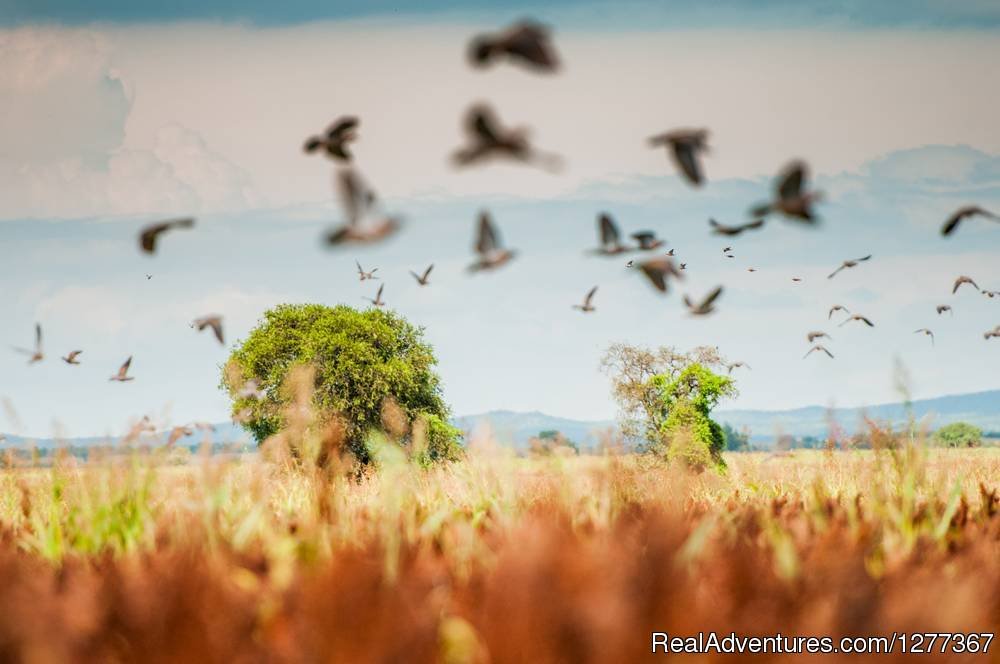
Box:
1 443 999 662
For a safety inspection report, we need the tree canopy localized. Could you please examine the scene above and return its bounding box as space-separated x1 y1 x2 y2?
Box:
934 422 983 448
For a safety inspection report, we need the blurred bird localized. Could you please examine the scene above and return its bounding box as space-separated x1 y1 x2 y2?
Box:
364 284 386 307
166 426 193 447
985 326 1000 340
722 246 732 253
679 263 687 270
936 305 952 315
145 274 152 280
109 357 134 382
751 161 823 223
792 278 802 283
591 213 630 255
827 254 872 279
709 218 765 236
839 314 874 328
625 260 634 268
410 264 434 286
62 350 83 365
637 257 683 293
748 268 756 272
683 286 723 316
13 323 43 364
940 205 998 236
469 211 517 272
648 128 709 186
303 116 359 161
356 261 379 281
828 305 850 319
666 249 675 256
192 315 224 345
807 331 831 343
326 169 401 246
572 286 598 313
953 276 979 294
914 328 935 345
452 103 561 171
725 361 751 373
468 20 560 72
139 217 194 254
803 345 834 359
984 290 998 299
632 231 665 251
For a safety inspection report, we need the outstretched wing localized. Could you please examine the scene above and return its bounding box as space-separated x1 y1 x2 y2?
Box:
476 211 499 255
777 161 806 200
599 213 620 247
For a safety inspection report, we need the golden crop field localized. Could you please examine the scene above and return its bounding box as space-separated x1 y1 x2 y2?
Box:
1 443 998 662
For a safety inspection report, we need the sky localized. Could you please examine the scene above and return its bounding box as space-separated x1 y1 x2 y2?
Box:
1 1 999 437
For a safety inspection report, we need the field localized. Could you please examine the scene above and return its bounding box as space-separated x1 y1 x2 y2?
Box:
1 443 998 662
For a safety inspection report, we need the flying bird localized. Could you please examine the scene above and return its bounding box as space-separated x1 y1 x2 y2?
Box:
139 217 194 254
145 274 152 280
303 116 359 161
952 276 979 294
110 357 134 382
914 328 935 345
940 205 998 236
637 257 684 293
807 331 831 343
984 290 999 299
326 169 401 246
709 218 765 236
936 305 952 315
665 249 675 256
725 361 751 374
803 345 834 359
166 426 194 447
632 231 665 251
193 315 224 345
985 326 1000 340
839 314 874 328
683 286 724 316
62 350 83 365
356 261 379 281
829 305 850 319
827 254 872 279
791 278 802 283
750 160 823 223
452 103 560 171
13 323 43 364
573 286 598 313
364 284 386 307
469 211 517 272
591 213 631 255
679 263 687 270
410 264 434 286
648 128 709 186
722 246 732 254
468 20 560 72
625 260 634 268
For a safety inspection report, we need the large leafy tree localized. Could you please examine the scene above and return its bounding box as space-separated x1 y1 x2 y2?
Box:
651 364 737 470
222 303 461 464
934 422 983 448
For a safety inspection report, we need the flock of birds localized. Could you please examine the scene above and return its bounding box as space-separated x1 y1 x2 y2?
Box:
8 19 1000 402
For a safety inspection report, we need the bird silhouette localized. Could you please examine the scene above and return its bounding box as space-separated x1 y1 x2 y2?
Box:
839 314 874 328
303 116 359 161
469 211 517 272
193 315 224 345
648 128 709 186
683 286 723 315
725 361 751 373
62 350 83 365
827 254 872 279
410 264 434 286
356 261 379 281
940 205 998 236
803 345 834 359
364 284 386 307
452 103 561 171
325 169 401 246
591 213 631 255
709 218 765 236
751 161 823 223
985 326 1000 340
936 305 952 315
13 323 43 364
139 218 194 254
953 276 979 294
807 331 831 343
109 357 134 382
828 305 850 319
914 328 935 345
637 257 683 293
573 286 598 313
468 20 560 72
631 231 665 251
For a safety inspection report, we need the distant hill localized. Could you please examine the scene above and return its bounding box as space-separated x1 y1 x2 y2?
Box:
3 390 998 450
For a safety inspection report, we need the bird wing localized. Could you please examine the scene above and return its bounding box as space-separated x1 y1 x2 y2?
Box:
856 254 873 262
822 347 834 358
338 170 367 226
701 286 724 308
503 23 558 69
671 141 702 185
744 219 766 231
777 161 806 200
376 284 384 300
639 263 667 292
327 116 359 140
118 356 132 378
35 323 42 353
476 211 499 255
422 264 434 280
599 213 620 247
584 286 597 306
859 316 874 327
827 264 845 279
470 105 502 145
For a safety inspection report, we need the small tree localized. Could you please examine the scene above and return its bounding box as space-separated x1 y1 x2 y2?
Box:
721 423 750 451
934 422 983 448
222 303 462 464
650 364 736 470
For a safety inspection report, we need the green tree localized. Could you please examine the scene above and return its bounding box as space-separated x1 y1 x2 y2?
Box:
222 303 462 464
649 363 737 470
934 422 983 448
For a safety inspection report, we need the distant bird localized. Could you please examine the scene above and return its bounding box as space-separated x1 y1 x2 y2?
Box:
747 268 756 272
839 314 874 328
709 218 765 236
914 328 935 345
632 231 665 251
326 169 401 246
364 284 386 307
410 264 434 286
625 260 634 268
679 263 687 270
952 276 979 294
145 274 152 280
683 286 723 316
13 323 43 364
722 246 732 254
829 305 850 319
665 249 675 256
303 116 359 161
573 286 598 313
648 128 709 186
166 426 193 447
592 213 630 255
61 350 83 365
139 217 195 254
452 103 560 171
751 160 822 223
469 211 517 272
827 254 872 279
725 361 750 374
806 331 831 343
468 20 560 72
936 305 952 315
791 278 802 283
193 315 224 345
984 290 999 299
985 326 1000 340
110 357 134 382
356 261 379 281
803 345 834 359
637 257 683 293
940 205 998 236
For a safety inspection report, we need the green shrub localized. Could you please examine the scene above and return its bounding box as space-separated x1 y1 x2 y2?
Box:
934 422 983 448
222 303 462 464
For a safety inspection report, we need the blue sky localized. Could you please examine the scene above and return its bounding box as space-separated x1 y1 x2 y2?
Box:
1 5 999 437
